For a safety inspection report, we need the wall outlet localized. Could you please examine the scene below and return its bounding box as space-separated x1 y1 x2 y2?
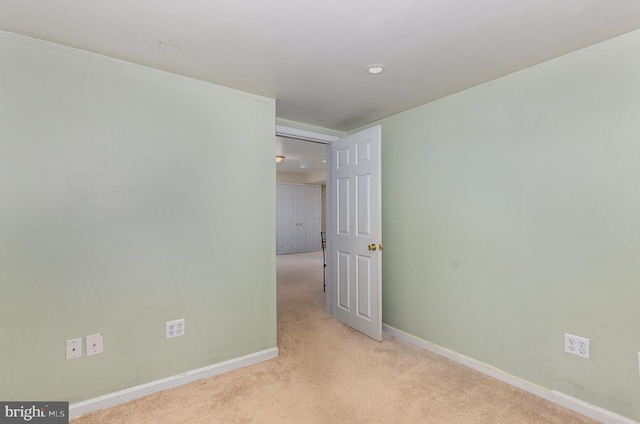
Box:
565 333 590 359
86 333 104 356
166 319 185 339
66 338 82 360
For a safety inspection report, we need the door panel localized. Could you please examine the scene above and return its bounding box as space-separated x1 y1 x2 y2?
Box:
338 251 350 310
356 254 372 319
337 178 350 235
356 175 371 236
327 125 382 341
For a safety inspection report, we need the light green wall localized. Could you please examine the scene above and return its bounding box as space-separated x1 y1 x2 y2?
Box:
0 32 276 403
374 29 640 420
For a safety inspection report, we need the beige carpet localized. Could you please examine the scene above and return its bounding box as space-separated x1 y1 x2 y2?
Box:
72 252 598 424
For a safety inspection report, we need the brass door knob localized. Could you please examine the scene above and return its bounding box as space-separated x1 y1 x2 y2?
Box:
368 244 377 251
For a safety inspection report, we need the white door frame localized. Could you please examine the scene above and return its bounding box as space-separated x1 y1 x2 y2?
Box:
276 125 339 144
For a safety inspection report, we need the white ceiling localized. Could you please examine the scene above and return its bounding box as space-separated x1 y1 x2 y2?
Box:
2 1 640 133
276 136 327 175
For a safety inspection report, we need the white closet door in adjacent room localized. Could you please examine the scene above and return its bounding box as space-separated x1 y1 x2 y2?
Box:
276 184 299 255
297 185 322 253
276 183 322 255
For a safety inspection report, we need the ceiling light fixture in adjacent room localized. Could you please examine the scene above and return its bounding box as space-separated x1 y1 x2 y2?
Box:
276 155 285 163
366 64 385 75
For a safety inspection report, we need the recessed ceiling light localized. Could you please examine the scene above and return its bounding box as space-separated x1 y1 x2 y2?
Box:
366 64 385 75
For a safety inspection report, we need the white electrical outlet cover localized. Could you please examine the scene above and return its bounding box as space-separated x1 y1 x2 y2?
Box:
565 333 590 359
66 338 82 360
175 319 185 337
86 333 104 356
166 319 185 339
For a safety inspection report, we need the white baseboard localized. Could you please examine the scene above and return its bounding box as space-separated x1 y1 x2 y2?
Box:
383 324 636 424
69 347 278 419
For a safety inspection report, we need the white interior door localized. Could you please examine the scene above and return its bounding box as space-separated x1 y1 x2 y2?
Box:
326 125 382 341
276 184 299 255
297 185 322 253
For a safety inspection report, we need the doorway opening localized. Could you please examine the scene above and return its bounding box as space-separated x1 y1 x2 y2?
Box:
275 126 334 306
275 125 383 342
